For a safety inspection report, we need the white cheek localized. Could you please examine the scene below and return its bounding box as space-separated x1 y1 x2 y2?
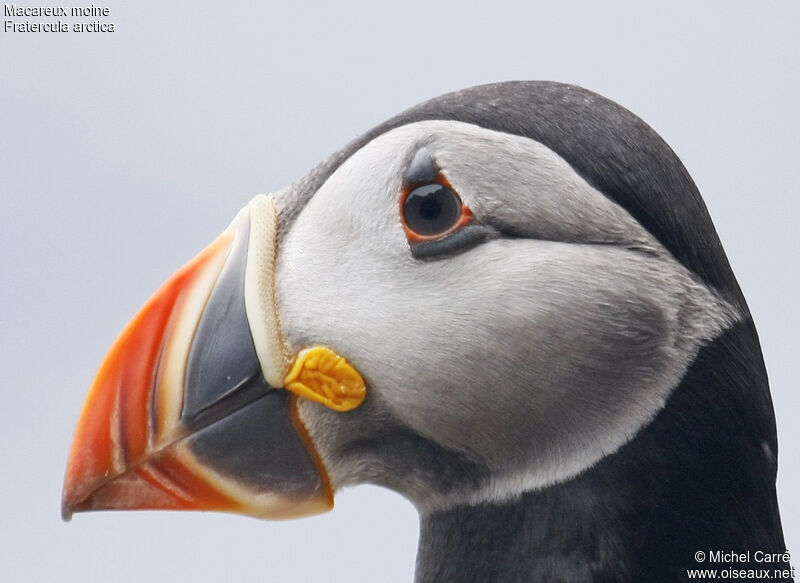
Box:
275 133 411 357
272 119 740 510
278 215 737 504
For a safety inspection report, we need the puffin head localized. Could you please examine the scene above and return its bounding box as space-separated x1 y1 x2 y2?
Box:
62 82 785 578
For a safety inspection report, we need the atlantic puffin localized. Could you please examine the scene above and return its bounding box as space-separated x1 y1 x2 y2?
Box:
62 82 789 582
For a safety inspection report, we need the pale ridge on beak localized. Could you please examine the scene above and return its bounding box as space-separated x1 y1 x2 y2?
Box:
244 195 291 388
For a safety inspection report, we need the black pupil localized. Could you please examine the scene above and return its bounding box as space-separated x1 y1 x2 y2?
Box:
404 184 461 236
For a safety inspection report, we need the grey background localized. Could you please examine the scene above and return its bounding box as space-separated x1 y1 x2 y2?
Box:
1 1 797 581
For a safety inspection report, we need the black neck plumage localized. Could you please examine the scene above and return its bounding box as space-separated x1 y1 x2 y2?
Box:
415 321 788 582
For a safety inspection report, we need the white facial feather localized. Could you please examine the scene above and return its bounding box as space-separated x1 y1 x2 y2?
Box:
274 121 740 512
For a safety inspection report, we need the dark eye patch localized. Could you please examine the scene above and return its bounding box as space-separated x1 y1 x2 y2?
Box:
410 225 495 259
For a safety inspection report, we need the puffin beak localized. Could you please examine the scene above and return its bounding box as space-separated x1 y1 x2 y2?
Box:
62 195 365 521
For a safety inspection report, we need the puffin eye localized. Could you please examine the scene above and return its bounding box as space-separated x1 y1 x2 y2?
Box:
402 184 463 238
400 175 487 258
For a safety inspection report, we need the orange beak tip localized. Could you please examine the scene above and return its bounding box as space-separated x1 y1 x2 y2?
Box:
62 207 335 523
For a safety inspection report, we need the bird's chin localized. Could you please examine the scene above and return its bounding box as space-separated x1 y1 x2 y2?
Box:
62 199 336 521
